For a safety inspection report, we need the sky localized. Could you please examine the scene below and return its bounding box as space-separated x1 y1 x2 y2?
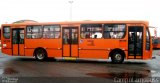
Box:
0 0 160 36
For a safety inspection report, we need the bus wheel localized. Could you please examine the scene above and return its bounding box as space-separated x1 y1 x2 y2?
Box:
35 49 47 61
111 51 124 63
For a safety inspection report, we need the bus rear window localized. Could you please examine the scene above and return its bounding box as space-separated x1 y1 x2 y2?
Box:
3 26 10 39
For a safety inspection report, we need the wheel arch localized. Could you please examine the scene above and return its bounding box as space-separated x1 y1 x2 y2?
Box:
33 47 48 57
109 48 126 58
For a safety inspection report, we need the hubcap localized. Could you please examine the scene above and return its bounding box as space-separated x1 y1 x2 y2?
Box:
37 51 45 60
115 54 122 60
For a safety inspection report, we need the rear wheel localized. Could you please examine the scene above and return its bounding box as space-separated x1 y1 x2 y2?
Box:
35 49 47 61
111 51 124 63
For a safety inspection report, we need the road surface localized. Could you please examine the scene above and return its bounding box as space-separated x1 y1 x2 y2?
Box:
0 50 160 83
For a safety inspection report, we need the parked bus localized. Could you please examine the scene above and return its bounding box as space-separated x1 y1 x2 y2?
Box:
1 21 152 63
0 28 1 49
152 37 160 49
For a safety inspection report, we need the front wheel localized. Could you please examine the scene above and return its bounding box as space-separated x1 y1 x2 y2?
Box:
111 51 124 63
35 49 47 61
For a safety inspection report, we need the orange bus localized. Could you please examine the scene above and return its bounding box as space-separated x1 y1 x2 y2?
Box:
0 27 1 41
153 37 160 48
0 28 1 48
1 21 152 63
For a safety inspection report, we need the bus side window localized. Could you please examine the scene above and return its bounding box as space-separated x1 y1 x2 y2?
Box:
104 24 126 39
43 25 60 39
80 24 102 39
3 26 10 39
26 26 42 39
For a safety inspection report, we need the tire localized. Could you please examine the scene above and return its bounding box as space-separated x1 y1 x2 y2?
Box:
111 51 124 63
35 49 47 61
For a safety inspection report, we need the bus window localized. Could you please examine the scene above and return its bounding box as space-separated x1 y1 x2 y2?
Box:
12 29 24 44
81 24 102 39
146 29 150 50
3 26 10 39
71 29 78 44
26 26 42 39
152 37 160 48
43 25 60 38
19 30 24 44
63 29 70 44
104 24 126 39
12 30 18 44
153 38 158 44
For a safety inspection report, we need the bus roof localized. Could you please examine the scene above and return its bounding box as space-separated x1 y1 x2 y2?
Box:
1 20 149 26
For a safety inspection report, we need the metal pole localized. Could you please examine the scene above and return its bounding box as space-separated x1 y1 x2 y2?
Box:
69 1 73 21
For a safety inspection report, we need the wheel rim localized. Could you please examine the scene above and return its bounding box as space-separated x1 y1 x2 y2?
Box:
36 50 45 60
115 53 122 61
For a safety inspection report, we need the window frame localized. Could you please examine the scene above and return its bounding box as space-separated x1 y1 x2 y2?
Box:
3 26 11 39
103 24 126 39
26 25 43 39
42 25 61 39
80 24 103 39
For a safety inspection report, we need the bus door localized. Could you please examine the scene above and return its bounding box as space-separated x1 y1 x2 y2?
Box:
12 29 24 56
62 27 78 57
128 26 143 59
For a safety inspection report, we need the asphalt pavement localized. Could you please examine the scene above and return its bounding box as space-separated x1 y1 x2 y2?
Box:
0 50 160 83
